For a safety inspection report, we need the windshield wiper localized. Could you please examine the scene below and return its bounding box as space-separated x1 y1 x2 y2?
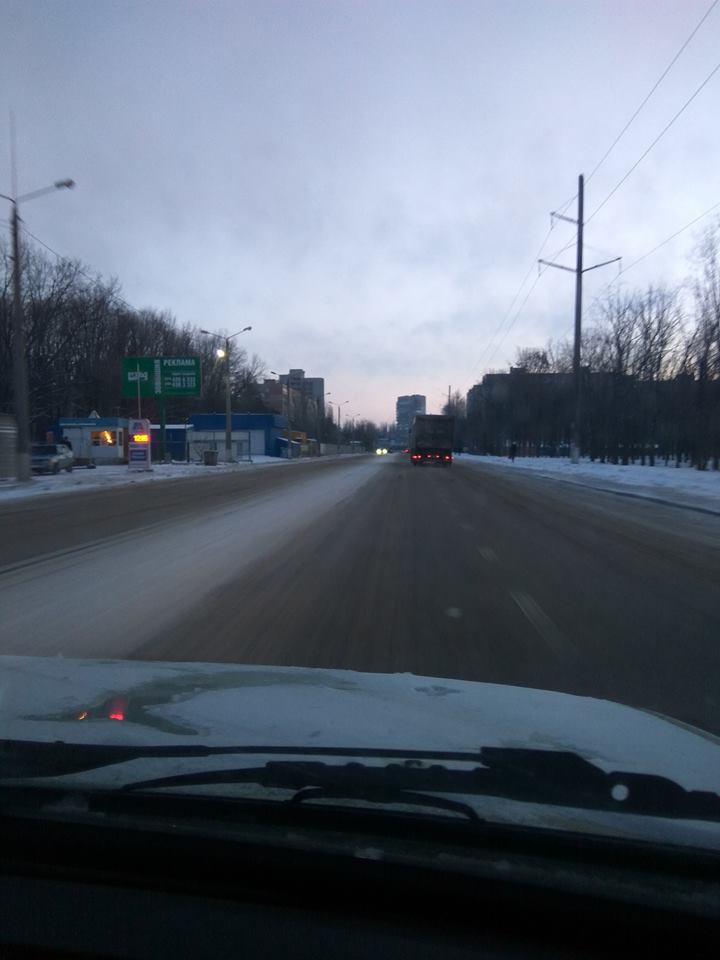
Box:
2 740 719 822
119 752 720 822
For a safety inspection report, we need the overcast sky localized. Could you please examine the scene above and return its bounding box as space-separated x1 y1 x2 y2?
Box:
2 0 719 421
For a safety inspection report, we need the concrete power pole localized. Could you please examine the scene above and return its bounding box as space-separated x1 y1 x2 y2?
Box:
572 177 584 464
539 174 620 464
10 204 30 481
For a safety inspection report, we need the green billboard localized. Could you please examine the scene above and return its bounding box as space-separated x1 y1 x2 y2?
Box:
121 357 201 398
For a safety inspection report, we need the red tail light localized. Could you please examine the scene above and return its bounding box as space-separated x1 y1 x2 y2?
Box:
107 696 128 721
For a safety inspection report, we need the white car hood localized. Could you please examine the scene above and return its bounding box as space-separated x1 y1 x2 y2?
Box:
1 655 718 792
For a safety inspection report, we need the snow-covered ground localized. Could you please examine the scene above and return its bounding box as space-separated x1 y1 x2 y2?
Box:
461 455 720 514
0 456 310 503
0 456 386 658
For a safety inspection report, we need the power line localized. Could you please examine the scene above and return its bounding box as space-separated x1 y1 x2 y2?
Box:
551 0 719 219
20 225 140 314
483 271 544 371
603 199 720 288
586 0 719 188
587 57 720 224
468 222 557 379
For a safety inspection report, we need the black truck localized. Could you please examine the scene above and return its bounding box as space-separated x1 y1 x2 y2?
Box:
409 414 455 465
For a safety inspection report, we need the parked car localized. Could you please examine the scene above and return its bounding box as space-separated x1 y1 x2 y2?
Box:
31 442 74 474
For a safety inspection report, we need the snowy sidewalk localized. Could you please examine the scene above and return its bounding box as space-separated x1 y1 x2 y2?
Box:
460 455 720 516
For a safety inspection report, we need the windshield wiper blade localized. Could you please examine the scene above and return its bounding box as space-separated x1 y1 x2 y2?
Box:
119 752 720 823
3 740 719 823
0 739 484 779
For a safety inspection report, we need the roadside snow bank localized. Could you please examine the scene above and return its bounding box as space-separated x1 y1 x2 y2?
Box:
460 455 720 514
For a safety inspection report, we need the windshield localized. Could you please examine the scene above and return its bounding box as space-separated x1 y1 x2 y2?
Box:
1 0 719 864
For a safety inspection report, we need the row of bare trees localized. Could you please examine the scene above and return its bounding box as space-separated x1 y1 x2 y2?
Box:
0 238 384 451
466 223 720 468
0 239 268 435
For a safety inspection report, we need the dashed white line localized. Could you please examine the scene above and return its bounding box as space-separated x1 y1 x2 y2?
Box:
478 545 498 563
510 590 572 658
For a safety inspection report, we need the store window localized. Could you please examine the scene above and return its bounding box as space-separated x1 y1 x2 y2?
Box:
91 430 118 446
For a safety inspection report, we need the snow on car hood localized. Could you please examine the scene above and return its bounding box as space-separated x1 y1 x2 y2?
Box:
1 655 719 794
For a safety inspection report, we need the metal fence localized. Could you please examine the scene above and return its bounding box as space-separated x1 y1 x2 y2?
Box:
0 414 17 480
190 437 252 462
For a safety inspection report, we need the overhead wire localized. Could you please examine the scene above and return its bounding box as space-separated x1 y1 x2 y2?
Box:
551 0 718 219
485 3 720 376
586 0 719 190
586 57 720 224
468 222 558 379
483 272 544 370
594 199 720 301
19 224 140 314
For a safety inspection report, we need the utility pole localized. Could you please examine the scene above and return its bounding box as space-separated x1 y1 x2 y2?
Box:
10 204 30 482
224 336 232 462
539 174 620 463
2 125 74 481
572 177 584 464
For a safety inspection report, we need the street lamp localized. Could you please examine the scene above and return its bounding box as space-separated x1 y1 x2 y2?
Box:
1 178 75 481
200 326 252 462
328 400 350 453
318 391 331 449
270 371 292 460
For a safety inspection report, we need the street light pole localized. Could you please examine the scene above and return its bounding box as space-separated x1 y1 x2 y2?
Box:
224 336 232 463
1 178 75 482
9 205 29 481
270 371 292 459
338 400 349 432
201 326 252 462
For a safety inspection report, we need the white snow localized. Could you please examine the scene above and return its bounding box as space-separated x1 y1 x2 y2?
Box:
1 655 719 793
0 457 385 658
2 655 718 850
459 454 720 513
0 455 362 503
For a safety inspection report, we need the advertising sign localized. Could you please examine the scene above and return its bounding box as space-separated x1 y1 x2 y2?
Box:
121 357 201 398
128 418 152 472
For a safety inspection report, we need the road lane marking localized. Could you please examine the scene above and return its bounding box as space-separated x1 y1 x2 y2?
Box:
510 590 572 658
478 546 498 563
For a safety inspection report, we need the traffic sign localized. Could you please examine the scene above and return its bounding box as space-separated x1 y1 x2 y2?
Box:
121 357 201 398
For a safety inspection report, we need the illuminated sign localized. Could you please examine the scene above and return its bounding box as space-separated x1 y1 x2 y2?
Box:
128 418 152 472
121 357 202 397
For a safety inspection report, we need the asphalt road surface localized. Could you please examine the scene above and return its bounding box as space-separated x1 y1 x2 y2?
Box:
2 454 719 734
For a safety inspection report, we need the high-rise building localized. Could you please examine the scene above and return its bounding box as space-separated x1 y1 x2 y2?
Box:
260 370 327 437
278 370 326 416
396 395 426 440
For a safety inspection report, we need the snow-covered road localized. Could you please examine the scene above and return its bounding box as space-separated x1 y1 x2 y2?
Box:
0 457 383 658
